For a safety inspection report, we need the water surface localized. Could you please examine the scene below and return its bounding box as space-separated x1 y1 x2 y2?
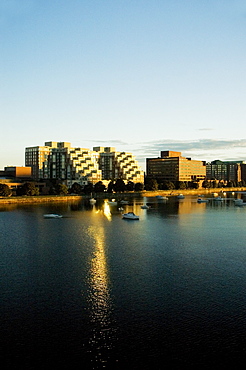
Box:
1 195 246 368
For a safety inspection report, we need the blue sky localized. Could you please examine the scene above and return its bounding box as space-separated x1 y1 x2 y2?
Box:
1 0 246 170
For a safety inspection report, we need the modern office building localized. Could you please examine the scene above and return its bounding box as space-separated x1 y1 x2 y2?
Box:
206 160 245 183
25 142 144 186
146 151 206 183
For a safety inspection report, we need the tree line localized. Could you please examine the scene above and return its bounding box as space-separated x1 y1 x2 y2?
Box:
1 177 246 197
0 179 144 197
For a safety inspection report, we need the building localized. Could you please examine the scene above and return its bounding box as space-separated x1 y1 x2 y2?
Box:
3 166 32 179
45 144 102 187
146 151 206 183
25 142 144 186
206 160 245 183
25 143 55 180
0 166 43 194
94 147 144 183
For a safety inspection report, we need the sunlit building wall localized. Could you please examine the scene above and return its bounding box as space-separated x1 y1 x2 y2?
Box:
94 147 144 183
25 142 144 185
146 151 206 182
44 144 102 186
25 142 57 180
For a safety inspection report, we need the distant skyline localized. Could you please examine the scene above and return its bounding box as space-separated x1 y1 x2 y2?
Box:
1 0 246 170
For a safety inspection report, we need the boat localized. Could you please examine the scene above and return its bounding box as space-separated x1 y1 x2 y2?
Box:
89 198 96 205
197 198 209 203
177 194 185 199
108 200 117 206
43 214 63 218
156 195 168 200
213 196 223 201
141 205 150 209
120 200 129 204
234 199 246 206
122 212 139 220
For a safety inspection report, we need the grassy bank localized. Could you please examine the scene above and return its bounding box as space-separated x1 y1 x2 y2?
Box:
142 187 246 197
0 195 83 204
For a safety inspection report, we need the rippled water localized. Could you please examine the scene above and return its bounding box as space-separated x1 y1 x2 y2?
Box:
1 195 246 369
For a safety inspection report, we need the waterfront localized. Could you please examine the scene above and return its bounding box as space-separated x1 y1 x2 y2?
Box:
1 194 246 369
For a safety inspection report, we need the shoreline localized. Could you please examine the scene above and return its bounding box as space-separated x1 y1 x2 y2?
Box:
0 187 246 204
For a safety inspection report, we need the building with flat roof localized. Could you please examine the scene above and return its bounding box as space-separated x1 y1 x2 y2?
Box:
146 151 206 183
206 160 245 183
4 166 32 179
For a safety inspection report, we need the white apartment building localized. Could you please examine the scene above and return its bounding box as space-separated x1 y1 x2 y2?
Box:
25 142 144 186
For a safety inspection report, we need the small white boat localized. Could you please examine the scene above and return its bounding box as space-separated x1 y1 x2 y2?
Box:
108 200 117 206
43 214 63 218
214 196 223 201
89 198 96 205
156 195 168 200
120 200 129 204
197 198 209 203
177 194 185 199
122 212 139 220
141 205 150 209
234 199 246 206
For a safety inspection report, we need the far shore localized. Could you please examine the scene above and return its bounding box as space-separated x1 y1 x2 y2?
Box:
0 187 246 204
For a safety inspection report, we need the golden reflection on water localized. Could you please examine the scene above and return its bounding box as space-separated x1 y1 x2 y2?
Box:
87 225 116 367
103 201 112 221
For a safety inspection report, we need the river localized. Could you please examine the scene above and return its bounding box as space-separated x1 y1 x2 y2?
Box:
1 193 246 369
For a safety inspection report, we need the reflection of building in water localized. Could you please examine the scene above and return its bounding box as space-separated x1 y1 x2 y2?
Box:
178 198 207 215
87 225 116 367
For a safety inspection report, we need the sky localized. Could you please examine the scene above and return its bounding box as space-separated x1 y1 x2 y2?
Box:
1 0 246 171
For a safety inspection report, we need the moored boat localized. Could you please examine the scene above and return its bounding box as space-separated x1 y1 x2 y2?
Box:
234 199 246 206
108 200 117 206
43 214 63 218
89 198 96 205
141 204 150 209
197 198 209 203
213 196 223 201
122 212 139 220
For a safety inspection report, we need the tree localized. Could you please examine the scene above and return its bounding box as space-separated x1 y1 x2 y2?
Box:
202 180 210 189
16 182 39 196
107 181 114 193
162 180 175 190
70 182 83 194
134 182 144 191
0 184 12 197
126 181 134 192
176 181 186 190
55 184 68 195
145 179 158 191
114 179 126 192
83 182 94 194
189 181 199 189
94 181 106 193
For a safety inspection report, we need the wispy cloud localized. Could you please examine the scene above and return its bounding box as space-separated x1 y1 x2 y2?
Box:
136 138 246 153
85 139 129 146
198 128 214 131
130 139 246 169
